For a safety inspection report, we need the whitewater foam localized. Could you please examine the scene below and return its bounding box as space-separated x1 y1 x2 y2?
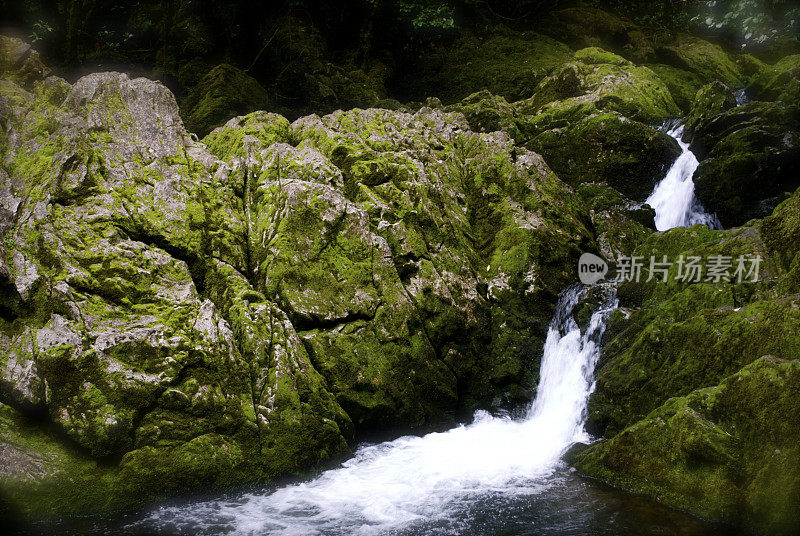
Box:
133 285 617 535
646 125 720 231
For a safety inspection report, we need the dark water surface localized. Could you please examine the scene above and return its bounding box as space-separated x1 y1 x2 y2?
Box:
23 469 740 536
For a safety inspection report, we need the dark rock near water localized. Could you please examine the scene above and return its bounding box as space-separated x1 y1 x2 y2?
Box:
690 101 800 227
578 189 800 535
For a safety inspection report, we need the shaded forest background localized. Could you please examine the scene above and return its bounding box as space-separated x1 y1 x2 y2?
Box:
1 0 798 134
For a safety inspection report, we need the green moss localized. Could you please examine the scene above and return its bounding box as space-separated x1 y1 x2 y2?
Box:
577 183 627 213
181 64 271 137
577 357 800 535
115 434 247 502
395 26 572 103
759 188 800 279
646 63 706 113
445 90 522 139
657 34 744 88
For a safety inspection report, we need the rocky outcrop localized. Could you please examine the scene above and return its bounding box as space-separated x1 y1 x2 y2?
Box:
578 188 800 535
0 46 595 517
689 101 800 227
202 105 595 424
1 69 352 515
682 81 737 140
182 64 271 137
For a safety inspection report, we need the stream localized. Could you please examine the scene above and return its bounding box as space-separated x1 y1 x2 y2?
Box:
31 122 735 536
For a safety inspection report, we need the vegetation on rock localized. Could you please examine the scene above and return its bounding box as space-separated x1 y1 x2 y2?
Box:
577 356 800 535
1 3 799 533
580 188 800 534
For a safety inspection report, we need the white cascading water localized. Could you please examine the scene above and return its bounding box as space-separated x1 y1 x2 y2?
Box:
645 125 720 231
135 285 617 535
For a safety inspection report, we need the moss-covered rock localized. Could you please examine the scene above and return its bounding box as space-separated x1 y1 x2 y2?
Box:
518 47 681 124
0 403 116 521
758 187 800 295
690 101 800 227
578 189 800 533
0 68 349 518
523 108 680 201
503 47 682 205
181 63 271 137
577 183 655 260
394 26 572 104
655 34 744 89
541 8 655 63
1 40 601 519
646 63 706 113
586 213 798 438
445 90 522 140
0 36 50 90
683 81 737 141
576 356 800 535
749 54 800 105
207 105 596 421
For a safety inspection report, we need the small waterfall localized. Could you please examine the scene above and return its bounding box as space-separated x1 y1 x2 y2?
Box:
135 285 617 535
645 125 720 231
734 88 750 106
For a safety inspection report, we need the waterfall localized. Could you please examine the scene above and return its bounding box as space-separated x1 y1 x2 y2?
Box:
134 285 617 535
645 125 720 231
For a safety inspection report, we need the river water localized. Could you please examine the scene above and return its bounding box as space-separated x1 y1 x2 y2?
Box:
30 125 737 536
645 124 720 231
32 286 738 535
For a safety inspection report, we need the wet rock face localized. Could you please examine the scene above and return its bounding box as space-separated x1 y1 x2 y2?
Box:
577 356 800 536
579 189 800 535
689 101 800 227
0 55 594 513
